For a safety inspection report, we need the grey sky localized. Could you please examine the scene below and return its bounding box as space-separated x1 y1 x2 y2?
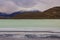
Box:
0 0 60 14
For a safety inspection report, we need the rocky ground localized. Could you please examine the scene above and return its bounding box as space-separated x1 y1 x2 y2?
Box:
0 37 60 40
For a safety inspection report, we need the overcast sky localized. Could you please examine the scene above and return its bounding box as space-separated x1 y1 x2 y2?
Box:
0 0 60 14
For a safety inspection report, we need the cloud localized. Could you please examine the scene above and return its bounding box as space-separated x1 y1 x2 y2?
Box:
0 0 60 14
12 0 50 11
0 0 19 14
12 0 37 8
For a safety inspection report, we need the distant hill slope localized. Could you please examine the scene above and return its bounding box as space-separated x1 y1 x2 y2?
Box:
11 6 60 19
11 11 42 19
42 7 60 19
0 12 23 19
0 12 8 19
0 6 60 19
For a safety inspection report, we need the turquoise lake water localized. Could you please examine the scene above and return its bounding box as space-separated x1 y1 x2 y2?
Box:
0 19 60 31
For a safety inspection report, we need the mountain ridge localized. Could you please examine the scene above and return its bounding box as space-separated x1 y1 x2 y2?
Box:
0 6 60 19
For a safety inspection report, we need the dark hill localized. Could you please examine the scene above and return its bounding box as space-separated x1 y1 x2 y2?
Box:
0 6 60 19
0 11 23 19
0 12 9 19
11 6 60 19
11 11 42 19
42 7 60 19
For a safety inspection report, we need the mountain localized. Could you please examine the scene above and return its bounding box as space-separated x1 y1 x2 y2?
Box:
0 11 23 18
11 11 42 19
9 11 23 17
0 6 60 19
42 6 60 19
0 12 9 19
11 7 60 19
0 16 5 19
